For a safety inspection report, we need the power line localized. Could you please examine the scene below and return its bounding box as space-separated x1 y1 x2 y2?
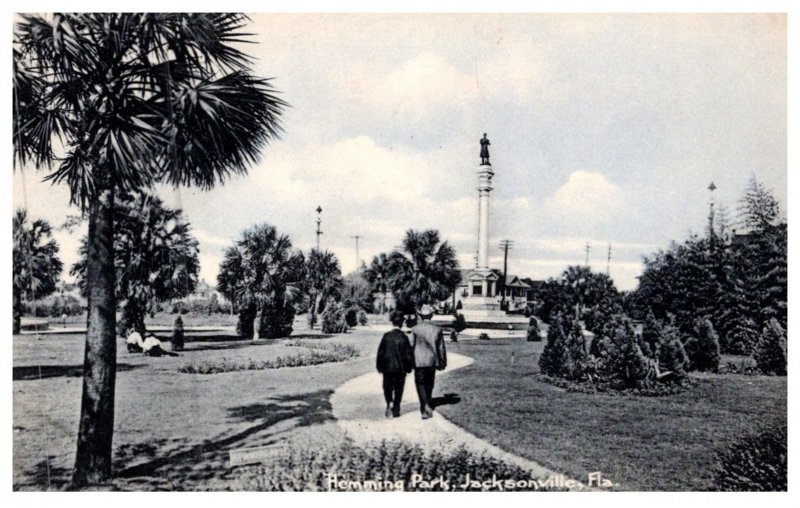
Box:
585 242 591 266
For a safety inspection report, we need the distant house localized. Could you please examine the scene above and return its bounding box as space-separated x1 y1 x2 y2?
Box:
442 270 543 312
503 275 532 310
184 279 221 302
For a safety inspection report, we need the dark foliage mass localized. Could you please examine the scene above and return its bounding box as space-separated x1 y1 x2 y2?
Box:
386 229 461 313
71 192 200 335
217 224 304 339
541 312 690 395
715 423 787 491
630 177 786 356
13 209 63 333
535 266 621 323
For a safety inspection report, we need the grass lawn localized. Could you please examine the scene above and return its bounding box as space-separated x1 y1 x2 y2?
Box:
12 320 383 491
436 337 787 491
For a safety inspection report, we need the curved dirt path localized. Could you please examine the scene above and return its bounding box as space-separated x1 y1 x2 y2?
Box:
330 352 588 490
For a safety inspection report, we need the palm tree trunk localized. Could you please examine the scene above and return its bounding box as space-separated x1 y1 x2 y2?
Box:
120 301 146 336
13 290 22 335
237 302 257 339
72 184 116 488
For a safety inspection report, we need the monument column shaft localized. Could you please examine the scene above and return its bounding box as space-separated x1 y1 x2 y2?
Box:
476 163 494 272
477 188 490 270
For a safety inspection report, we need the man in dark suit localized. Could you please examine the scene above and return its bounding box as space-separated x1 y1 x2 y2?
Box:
376 310 415 418
410 304 447 420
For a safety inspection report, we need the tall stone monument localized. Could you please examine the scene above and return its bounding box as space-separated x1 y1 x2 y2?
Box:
469 133 500 304
456 134 528 330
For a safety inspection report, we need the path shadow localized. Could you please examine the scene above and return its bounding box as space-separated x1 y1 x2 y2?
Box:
13 363 141 381
113 389 334 488
15 457 71 491
431 392 462 409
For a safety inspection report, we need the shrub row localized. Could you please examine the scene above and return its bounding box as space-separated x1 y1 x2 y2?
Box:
234 439 560 491
178 343 359 374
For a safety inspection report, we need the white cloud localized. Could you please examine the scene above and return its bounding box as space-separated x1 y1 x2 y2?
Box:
347 52 477 121
305 136 431 204
546 170 631 224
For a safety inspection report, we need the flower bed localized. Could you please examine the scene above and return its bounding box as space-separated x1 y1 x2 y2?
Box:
234 439 561 491
179 342 359 374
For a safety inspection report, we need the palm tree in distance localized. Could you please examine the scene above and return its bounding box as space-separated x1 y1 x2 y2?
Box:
13 14 286 487
387 229 461 314
217 224 305 339
364 252 391 313
12 209 63 334
71 192 200 336
302 249 343 328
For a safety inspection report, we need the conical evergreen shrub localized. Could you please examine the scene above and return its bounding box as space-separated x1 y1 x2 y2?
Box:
538 313 571 377
753 318 787 375
640 310 662 360
657 324 689 381
684 318 721 372
603 316 649 389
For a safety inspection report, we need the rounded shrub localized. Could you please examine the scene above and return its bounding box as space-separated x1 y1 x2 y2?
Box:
258 298 295 339
714 423 787 491
725 318 759 356
453 313 467 332
172 316 185 351
526 317 541 342
753 318 787 376
345 306 359 328
321 301 348 334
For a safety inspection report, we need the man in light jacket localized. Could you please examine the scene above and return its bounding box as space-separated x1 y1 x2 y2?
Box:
410 304 447 419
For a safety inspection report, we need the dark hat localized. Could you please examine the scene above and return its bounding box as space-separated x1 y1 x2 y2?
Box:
390 310 406 327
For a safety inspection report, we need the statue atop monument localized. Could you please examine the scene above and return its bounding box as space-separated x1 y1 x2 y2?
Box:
480 133 491 165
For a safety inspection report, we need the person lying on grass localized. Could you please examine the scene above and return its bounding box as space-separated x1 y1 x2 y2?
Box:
126 328 179 357
126 328 144 353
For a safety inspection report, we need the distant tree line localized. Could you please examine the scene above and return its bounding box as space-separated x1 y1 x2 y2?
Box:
536 176 787 390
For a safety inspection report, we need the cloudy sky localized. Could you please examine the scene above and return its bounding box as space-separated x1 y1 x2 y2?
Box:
12 13 787 291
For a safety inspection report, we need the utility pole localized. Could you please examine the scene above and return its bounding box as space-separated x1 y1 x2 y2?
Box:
498 240 514 309
351 235 362 272
606 244 612 276
585 242 591 266
315 206 323 250
708 181 717 248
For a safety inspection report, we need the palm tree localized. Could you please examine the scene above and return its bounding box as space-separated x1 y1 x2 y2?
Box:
12 209 63 334
71 192 200 335
13 14 286 487
217 224 304 339
364 252 390 313
387 229 461 313
302 249 343 329
560 265 618 320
